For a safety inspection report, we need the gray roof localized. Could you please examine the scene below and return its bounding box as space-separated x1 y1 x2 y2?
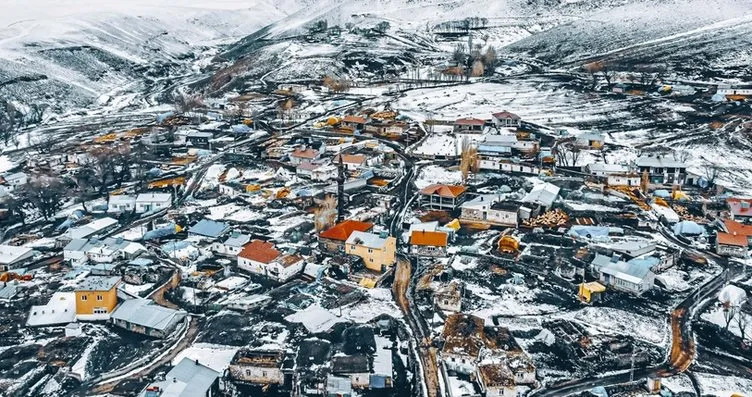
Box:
346 231 388 249
0 283 19 300
635 155 686 169
591 254 653 282
142 357 219 397
76 276 120 291
188 219 230 238
111 299 186 331
522 183 560 208
223 232 251 247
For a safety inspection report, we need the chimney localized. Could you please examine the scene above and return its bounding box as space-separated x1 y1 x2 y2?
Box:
172 377 177 383
195 359 199 365
610 253 620 263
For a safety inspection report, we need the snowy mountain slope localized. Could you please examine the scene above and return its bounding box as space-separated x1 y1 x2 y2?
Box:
0 0 310 116
506 0 752 77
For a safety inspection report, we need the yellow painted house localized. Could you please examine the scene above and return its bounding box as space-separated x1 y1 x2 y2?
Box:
345 231 396 272
75 276 121 321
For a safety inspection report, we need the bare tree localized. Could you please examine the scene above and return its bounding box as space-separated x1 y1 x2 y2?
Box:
0 101 19 147
174 93 204 123
702 161 721 185
555 141 582 167
314 194 338 232
2 196 27 225
72 166 97 213
735 309 750 343
22 175 66 221
459 137 478 183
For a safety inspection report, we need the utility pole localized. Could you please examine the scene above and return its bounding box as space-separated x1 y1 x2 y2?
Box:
336 152 345 223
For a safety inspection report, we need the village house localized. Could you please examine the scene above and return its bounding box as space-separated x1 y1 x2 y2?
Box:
716 232 748 258
186 131 213 148
331 355 370 389
290 147 320 165
460 195 520 227
27 291 77 327
107 194 137 214
64 217 119 242
334 153 368 171
727 198 752 219
409 230 448 257
364 120 408 137
136 192 172 214
635 155 693 185
454 117 486 133
590 254 655 295
0 244 36 271
74 276 121 321
477 157 540 175
311 164 338 181
419 184 467 211
319 220 374 253
237 240 304 282
188 219 231 241
341 115 367 131
476 362 516 397
371 336 394 389
434 281 462 312
607 173 641 187
111 298 187 338
228 349 287 386
575 132 605 150
0 171 27 196
139 357 219 397
521 183 560 218
441 314 486 374
211 232 251 257
345 231 396 272
492 111 521 128
63 237 146 265
586 163 631 178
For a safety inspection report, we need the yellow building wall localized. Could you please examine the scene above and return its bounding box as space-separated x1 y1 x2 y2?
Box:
346 237 396 272
75 287 118 315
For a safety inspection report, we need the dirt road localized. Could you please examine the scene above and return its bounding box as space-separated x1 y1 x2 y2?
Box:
90 316 199 394
393 257 440 397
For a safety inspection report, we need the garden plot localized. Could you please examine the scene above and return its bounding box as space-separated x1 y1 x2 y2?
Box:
556 307 669 347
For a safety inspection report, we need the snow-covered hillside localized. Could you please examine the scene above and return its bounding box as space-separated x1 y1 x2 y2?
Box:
0 0 311 117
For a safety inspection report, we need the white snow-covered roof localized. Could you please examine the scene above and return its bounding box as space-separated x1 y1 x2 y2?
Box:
522 183 560 208
0 244 35 266
27 291 77 327
66 217 118 239
284 304 347 333
346 231 389 249
136 192 172 203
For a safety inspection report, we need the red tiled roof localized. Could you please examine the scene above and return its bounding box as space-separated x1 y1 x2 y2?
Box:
420 184 467 198
343 115 366 124
292 148 318 158
454 117 486 126
727 198 752 217
717 232 748 247
725 219 752 237
320 220 373 241
238 240 280 264
410 230 448 247
492 111 521 120
335 154 366 164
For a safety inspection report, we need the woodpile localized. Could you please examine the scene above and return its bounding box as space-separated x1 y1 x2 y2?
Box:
522 209 569 228
673 205 707 223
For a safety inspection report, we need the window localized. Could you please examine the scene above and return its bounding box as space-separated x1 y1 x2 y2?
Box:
246 369 251 376
81 295 88 301
96 295 103 301
262 371 267 377
93 307 108 314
